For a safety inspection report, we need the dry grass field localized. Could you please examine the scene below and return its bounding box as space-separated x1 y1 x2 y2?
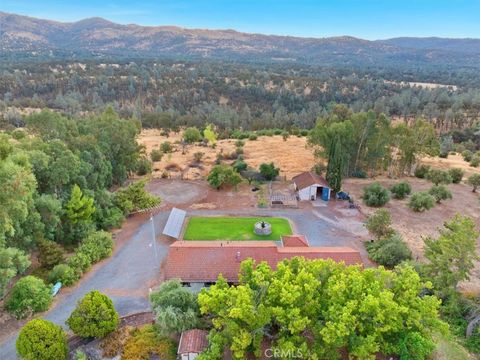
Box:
138 129 315 180
343 177 480 295
421 153 480 178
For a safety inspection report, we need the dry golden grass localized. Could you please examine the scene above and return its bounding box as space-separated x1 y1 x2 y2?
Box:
138 129 315 180
421 153 480 178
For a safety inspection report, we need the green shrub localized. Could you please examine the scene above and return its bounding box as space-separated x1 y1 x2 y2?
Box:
289 127 300 136
448 168 464 184
426 169 452 185
365 209 394 240
37 239 64 270
462 150 473 162
5 276 52 319
77 231 114 263
429 185 453 203
235 139 245 147
207 165 242 189
365 233 412 268
362 183 390 207
351 169 367 178
48 264 77 286
248 134 258 141
390 181 411 199
233 158 247 173
160 141 173 153
470 156 480 168
136 157 152 176
150 149 163 162
259 162 280 181
414 164 431 179
237 132 250 140
75 350 88 360
408 192 435 212
183 127 202 143
16 319 68 360
67 252 92 277
67 290 119 338
11 129 27 140
468 174 480 192
235 146 244 156
398 331 435 360
258 129 276 136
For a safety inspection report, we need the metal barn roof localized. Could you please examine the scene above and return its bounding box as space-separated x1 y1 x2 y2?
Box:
162 207 187 239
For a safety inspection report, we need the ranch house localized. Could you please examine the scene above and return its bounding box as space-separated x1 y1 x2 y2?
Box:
164 235 362 287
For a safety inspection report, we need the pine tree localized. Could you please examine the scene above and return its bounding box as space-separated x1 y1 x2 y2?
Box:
64 185 95 243
65 185 95 224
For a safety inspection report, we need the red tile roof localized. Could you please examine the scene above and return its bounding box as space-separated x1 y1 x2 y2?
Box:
292 171 329 190
178 329 209 354
164 237 362 283
282 235 309 247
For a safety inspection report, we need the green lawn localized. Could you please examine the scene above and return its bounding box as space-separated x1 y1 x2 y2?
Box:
183 216 292 241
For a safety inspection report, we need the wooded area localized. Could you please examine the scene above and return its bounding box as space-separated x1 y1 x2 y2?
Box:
2 60 480 134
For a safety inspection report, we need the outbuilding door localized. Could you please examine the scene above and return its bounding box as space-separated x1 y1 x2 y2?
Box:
321 187 331 201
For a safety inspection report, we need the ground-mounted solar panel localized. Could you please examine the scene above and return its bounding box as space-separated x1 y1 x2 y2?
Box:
162 207 187 239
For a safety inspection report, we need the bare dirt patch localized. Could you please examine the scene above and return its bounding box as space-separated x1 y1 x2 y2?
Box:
342 177 480 294
146 179 207 205
138 129 315 180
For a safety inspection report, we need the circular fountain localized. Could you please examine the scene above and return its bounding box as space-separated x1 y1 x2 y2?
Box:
254 221 272 236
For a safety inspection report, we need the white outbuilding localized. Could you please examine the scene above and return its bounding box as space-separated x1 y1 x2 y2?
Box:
292 171 331 201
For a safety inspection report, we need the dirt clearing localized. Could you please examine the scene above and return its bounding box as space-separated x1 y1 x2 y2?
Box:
342 177 480 294
138 129 315 180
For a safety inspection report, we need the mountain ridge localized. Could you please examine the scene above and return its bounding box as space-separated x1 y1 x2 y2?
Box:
2 11 480 65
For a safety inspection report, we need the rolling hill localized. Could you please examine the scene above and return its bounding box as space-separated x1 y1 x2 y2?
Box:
1 11 480 67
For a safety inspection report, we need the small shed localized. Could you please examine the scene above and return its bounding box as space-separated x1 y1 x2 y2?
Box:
162 207 187 239
292 171 331 201
178 329 209 360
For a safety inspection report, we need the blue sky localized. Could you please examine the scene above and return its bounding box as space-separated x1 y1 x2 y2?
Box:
2 0 480 39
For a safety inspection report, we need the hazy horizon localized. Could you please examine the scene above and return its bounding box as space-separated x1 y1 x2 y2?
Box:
2 0 480 40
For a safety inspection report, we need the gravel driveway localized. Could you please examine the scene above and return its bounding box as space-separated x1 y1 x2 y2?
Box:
0 205 367 359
